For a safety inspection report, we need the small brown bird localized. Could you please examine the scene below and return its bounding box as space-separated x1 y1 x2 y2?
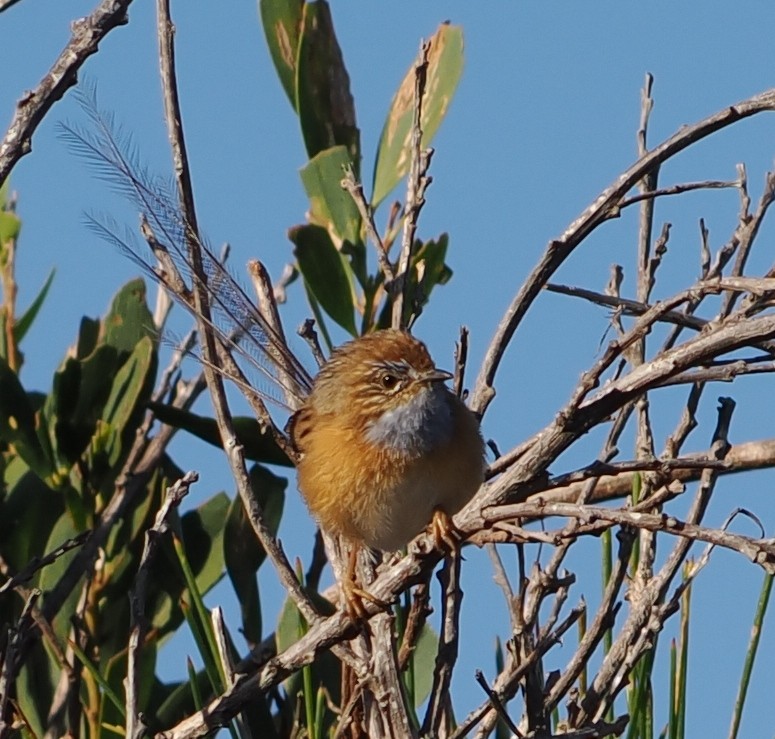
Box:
289 330 485 555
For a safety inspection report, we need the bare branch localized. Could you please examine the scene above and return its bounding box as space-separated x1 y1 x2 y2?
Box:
453 325 469 399
471 86 775 415
618 178 739 209
0 590 39 737
155 0 320 634
474 669 522 737
397 582 431 671
341 165 395 285
422 551 462 736
452 602 585 739
297 318 327 369
0 0 134 186
126 472 195 739
392 40 432 329
0 533 89 595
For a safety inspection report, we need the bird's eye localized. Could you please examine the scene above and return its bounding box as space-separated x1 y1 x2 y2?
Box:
380 373 400 391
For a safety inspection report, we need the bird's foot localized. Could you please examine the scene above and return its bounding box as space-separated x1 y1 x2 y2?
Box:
342 567 390 621
430 507 463 553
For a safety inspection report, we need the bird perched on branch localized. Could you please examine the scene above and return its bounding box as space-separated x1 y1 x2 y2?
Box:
288 329 485 612
61 91 485 617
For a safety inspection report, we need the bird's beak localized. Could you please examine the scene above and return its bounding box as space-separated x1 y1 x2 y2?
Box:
417 368 453 384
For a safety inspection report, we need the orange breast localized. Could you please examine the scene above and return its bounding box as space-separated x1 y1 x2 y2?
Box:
296 394 484 551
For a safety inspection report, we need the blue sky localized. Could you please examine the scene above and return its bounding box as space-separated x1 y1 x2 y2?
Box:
3 1 775 734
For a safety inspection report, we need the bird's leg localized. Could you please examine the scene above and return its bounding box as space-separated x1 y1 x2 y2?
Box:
342 543 390 620
342 545 368 620
430 507 463 553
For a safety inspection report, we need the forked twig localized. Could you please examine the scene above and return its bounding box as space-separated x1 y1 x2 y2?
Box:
392 40 433 329
126 472 195 739
0 0 134 185
471 86 775 416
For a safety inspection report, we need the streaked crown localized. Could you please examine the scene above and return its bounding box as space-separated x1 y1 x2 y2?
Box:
314 329 445 406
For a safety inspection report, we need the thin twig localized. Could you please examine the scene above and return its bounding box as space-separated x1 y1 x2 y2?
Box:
397 581 432 670
544 456 729 491
485 436 775 513
391 40 432 329
576 399 734 723
155 0 320 631
0 590 39 738
272 262 296 304
0 0 134 186
368 613 415 738
422 549 463 736
140 215 190 299
341 165 395 285
249 259 307 408
484 501 775 572
487 544 516 630
453 325 469 399
479 308 775 516
452 603 584 739
474 669 522 737
0 532 90 594
470 86 775 416
545 277 775 335
618 178 738 209
126 472 195 739
150 328 198 404
297 318 327 369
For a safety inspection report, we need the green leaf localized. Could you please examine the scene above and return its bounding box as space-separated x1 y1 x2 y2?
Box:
76 316 100 359
102 277 157 353
0 209 21 244
729 573 773 738
42 280 153 472
166 494 232 696
403 234 453 325
101 335 157 465
46 345 117 474
148 488 230 644
180 491 230 595
147 402 292 467
13 268 55 344
372 23 464 207
276 592 339 732
0 458 62 573
300 146 362 247
412 624 439 708
0 355 53 478
296 0 360 165
16 641 57 738
259 0 304 110
47 333 156 483
87 643 135 727
38 510 84 642
102 336 155 426
413 234 452 293
155 669 212 727
224 465 287 645
290 224 357 336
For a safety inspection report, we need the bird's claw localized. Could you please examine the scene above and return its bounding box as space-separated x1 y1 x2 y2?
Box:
430 507 463 553
342 573 390 621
